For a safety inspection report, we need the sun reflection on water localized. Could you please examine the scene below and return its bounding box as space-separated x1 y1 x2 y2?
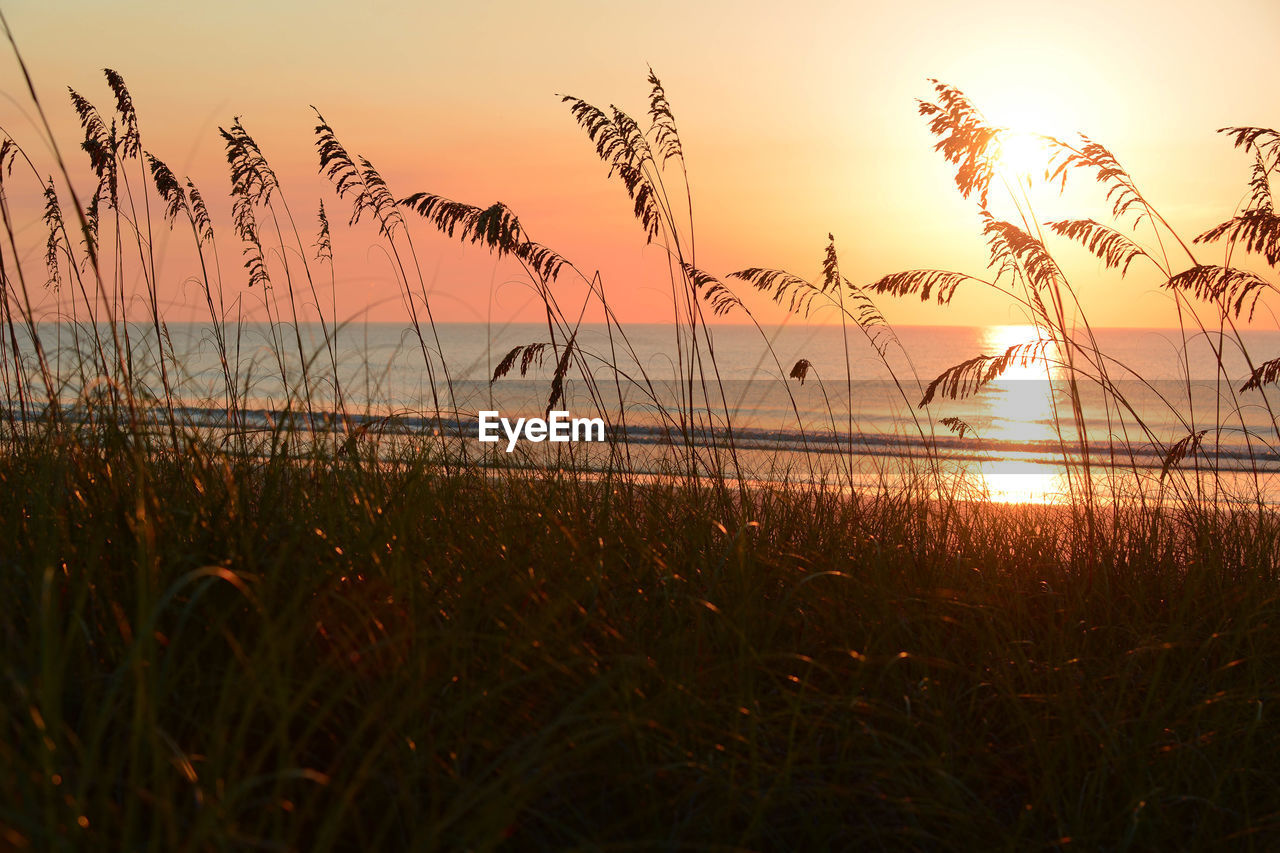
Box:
969 325 1065 503
975 457 1071 504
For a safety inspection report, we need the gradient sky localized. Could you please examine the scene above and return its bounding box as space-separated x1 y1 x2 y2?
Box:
3 0 1279 328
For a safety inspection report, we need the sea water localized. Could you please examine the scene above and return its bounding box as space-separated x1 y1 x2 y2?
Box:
10 321 1280 503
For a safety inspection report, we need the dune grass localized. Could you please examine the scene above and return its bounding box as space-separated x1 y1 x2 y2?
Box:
4 430 1280 850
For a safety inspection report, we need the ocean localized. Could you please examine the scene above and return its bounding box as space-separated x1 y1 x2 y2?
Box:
12 321 1280 503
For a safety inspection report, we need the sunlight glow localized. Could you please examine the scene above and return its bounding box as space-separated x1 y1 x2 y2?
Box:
976 85 1083 189
977 457 1071 505
994 129 1049 182
984 324 1055 383
970 325 1063 503
979 324 1056 444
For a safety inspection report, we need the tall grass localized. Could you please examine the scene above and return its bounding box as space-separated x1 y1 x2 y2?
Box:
7 434 1280 850
5 12 1280 848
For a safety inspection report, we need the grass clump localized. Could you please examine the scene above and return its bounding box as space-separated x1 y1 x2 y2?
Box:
4 437 1280 850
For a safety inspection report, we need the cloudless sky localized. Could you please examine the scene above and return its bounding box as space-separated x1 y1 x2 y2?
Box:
2 0 1279 327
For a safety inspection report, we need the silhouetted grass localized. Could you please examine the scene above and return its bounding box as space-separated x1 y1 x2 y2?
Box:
5 433 1280 850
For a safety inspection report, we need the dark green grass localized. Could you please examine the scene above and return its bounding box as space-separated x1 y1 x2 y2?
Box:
4 429 1280 850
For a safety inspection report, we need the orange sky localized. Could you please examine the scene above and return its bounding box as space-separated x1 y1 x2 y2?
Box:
2 0 1278 328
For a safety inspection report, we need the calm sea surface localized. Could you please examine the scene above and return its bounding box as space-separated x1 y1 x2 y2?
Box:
15 321 1280 503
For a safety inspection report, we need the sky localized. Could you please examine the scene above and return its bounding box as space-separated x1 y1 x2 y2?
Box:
2 0 1279 328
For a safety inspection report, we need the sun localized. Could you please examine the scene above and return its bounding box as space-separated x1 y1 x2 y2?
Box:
993 129 1049 182
972 82 1084 185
